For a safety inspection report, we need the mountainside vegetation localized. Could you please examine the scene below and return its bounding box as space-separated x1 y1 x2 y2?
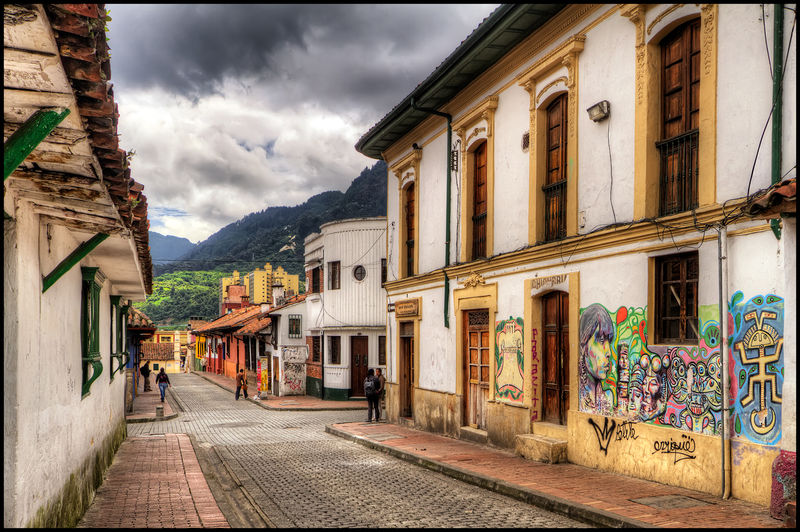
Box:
137 160 387 325
153 160 387 278
134 270 227 324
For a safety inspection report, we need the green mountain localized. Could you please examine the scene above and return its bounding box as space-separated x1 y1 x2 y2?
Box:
154 160 386 278
138 161 387 324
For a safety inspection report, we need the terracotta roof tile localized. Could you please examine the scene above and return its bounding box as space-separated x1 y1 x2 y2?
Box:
42 4 153 293
235 315 272 336
140 342 175 360
194 305 262 334
744 178 796 218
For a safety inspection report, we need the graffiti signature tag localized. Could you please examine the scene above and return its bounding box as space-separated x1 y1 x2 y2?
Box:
652 434 696 464
588 417 617 455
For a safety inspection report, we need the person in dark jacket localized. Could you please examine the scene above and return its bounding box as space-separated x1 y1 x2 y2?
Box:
140 363 151 392
365 368 380 423
155 367 170 402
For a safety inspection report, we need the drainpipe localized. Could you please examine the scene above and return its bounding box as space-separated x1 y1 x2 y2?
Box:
717 226 732 499
770 4 785 240
410 97 452 328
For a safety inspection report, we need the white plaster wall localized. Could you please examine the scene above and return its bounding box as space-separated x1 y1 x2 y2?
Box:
418 133 448 274
780 218 796 452
726 228 784 297
717 4 775 201
417 288 457 393
321 219 386 327
386 173 401 283
579 12 636 230
5 205 126 527
493 84 531 254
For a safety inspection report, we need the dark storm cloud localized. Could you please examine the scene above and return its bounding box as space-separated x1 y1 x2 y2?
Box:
106 4 498 242
108 4 495 115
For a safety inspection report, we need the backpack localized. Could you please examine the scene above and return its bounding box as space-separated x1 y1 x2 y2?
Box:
364 376 376 396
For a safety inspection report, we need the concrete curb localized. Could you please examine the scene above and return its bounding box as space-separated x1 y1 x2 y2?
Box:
194 372 367 411
325 424 653 529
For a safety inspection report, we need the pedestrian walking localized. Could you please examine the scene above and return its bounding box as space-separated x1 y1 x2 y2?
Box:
365 368 380 423
376 367 386 421
139 363 151 392
235 369 248 400
155 367 170 402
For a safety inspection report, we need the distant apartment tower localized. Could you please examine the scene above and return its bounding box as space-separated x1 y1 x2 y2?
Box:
245 263 300 305
219 270 245 313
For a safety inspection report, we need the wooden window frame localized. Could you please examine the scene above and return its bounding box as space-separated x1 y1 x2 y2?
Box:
455 95 498 263
543 93 569 242
288 314 302 339
328 261 340 290
518 36 583 245
657 19 701 216
391 150 421 279
81 267 104 397
654 251 699 344
329 335 341 365
311 335 321 363
378 335 386 366
623 5 716 220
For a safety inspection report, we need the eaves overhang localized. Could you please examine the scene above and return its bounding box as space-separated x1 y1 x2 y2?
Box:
355 3 566 160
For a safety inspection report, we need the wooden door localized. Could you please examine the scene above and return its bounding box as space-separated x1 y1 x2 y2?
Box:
399 328 414 417
351 336 368 396
464 310 490 429
542 291 569 425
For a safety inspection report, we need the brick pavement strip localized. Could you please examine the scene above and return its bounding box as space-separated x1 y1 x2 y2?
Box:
77 433 229 528
327 421 781 529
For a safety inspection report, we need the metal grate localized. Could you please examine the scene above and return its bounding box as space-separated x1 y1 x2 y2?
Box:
657 128 698 216
468 310 489 328
543 180 567 242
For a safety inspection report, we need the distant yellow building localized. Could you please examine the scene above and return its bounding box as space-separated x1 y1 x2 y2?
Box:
142 329 189 373
245 263 299 305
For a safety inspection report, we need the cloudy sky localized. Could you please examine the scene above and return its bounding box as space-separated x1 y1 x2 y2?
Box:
106 4 499 243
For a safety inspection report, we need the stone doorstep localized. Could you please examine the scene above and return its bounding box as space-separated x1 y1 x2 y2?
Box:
531 421 568 440
515 433 568 464
459 425 489 445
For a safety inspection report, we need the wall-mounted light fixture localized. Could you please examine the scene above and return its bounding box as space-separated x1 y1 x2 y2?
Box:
412 143 421 150
586 100 610 122
451 138 461 172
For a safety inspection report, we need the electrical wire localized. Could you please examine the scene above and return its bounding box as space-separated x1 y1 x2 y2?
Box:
607 114 617 225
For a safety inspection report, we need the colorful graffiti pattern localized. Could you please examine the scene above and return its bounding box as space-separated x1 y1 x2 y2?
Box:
495 317 524 404
729 291 784 445
578 303 723 435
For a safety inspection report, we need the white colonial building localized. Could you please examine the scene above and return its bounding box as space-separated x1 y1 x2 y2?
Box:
356 3 795 512
303 217 388 400
4 4 153 527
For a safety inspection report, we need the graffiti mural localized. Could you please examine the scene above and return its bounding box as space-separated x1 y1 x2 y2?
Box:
578 303 723 435
495 317 524 404
729 292 784 445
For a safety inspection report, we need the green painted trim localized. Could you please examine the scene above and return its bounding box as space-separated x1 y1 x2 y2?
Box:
323 387 350 402
770 6 784 241
4 108 70 180
306 376 323 398
42 233 109 293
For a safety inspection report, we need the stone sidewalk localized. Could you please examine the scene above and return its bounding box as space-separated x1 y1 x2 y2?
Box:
77 433 228 528
195 369 368 410
327 421 783 529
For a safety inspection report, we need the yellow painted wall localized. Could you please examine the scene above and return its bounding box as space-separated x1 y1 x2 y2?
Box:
568 410 778 506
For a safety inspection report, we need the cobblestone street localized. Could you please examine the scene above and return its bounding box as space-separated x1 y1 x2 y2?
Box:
128 373 588 528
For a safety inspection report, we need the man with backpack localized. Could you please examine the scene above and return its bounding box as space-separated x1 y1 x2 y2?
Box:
364 368 380 423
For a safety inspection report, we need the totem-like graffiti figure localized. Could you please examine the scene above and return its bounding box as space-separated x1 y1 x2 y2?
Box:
729 292 784 445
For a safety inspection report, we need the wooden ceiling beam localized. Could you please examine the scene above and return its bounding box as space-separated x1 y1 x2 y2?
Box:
22 189 117 218
39 214 124 236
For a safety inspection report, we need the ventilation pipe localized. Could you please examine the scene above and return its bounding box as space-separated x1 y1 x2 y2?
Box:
410 97 453 328
770 4 785 240
717 226 731 499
